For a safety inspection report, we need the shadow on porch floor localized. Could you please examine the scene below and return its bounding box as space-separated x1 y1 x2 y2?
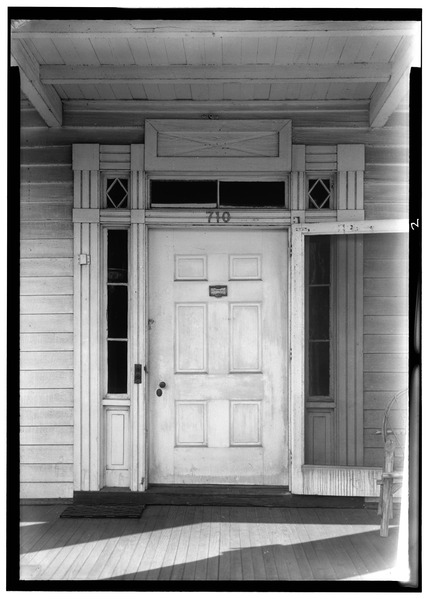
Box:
20 504 404 582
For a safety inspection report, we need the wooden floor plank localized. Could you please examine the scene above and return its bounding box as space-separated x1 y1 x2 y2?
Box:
114 505 163 580
288 507 328 580
19 504 403 583
20 506 71 555
170 506 196 581
316 509 364 580
131 505 168 581
50 518 115 580
247 507 267 581
182 505 204 580
229 507 243 580
345 509 398 575
255 507 279 580
93 517 144 580
20 516 83 570
60 519 116 581
297 508 338 580
237 508 255 580
218 506 232 580
78 519 129 580
157 505 188 580
144 506 181 580
194 505 213 580
206 504 221 580
31 518 89 580
269 508 303 580
280 508 314 580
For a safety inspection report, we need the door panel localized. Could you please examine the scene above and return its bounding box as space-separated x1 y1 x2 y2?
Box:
148 229 288 485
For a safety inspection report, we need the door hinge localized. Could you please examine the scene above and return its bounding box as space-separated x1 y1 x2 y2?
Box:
289 244 292 257
290 349 292 360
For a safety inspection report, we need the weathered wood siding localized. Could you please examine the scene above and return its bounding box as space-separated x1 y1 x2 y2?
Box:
363 233 408 469
20 118 74 499
19 99 408 498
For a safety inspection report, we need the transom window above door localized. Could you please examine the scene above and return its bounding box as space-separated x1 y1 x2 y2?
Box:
150 179 288 208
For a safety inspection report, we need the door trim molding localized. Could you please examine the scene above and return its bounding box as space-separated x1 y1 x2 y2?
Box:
289 218 408 495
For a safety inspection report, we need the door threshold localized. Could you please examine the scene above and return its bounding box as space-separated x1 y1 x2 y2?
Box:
146 484 291 496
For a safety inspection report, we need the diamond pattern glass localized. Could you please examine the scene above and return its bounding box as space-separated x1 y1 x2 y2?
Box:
308 178 331 209
106 178 129 208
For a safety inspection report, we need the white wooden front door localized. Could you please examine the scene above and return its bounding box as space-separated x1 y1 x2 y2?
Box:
148 229 288 485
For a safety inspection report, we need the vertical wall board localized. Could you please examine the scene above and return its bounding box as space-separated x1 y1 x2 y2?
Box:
89 222 101 490
290 228 305 494
337 172 347 210
354 236 364 464
130 223 139 490
356 172 364 210
347 172 356 210
73 171 82 210
73 224 82 491
336 236 348 465
81 171 90 209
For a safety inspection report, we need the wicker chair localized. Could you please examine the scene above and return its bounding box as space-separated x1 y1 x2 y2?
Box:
376 389 407 537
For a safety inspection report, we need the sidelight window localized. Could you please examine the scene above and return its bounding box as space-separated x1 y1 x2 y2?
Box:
106 229 128 394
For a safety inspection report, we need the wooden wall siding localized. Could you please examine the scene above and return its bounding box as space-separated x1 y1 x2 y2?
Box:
20 138 74 499
335 236 364 466
363 233 409 469
302 465 382 496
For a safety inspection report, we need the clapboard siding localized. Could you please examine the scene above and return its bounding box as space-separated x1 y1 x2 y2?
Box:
20 352 74 371
20 333 74 352
20 464 73 483
20 182 73 203
20 239 73 258
20 389 74 407
20 314 73 333
20 277 73 296
21 407 74 427
20 426 74 445
20 129 74 499
21 204 72 222
363 233 408 468
20 483 74 499
20 445 73 464
20 258 73 277
20 296 73 314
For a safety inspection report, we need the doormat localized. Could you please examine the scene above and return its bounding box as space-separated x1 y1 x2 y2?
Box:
60 504 145 518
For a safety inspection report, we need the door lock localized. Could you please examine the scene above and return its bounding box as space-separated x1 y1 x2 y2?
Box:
156 381 166 396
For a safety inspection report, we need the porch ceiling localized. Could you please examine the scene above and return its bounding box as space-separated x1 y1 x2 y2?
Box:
10 18 420 129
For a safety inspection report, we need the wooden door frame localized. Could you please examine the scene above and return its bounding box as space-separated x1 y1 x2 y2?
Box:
143 221 290 489
289 218 409 495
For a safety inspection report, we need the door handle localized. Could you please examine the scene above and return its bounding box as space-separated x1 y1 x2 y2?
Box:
156 381 166 397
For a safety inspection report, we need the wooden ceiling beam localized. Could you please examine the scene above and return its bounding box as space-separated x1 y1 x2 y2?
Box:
369 37 418 127
11 19 420 38
10 40 62 127
41 63 391 85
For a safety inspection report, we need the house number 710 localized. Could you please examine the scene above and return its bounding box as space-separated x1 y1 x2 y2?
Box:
206 211 231 223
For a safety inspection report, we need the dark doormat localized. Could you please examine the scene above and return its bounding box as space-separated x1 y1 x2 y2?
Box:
60 504 145 518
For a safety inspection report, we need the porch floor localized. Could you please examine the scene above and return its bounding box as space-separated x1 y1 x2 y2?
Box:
20 503 403 582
